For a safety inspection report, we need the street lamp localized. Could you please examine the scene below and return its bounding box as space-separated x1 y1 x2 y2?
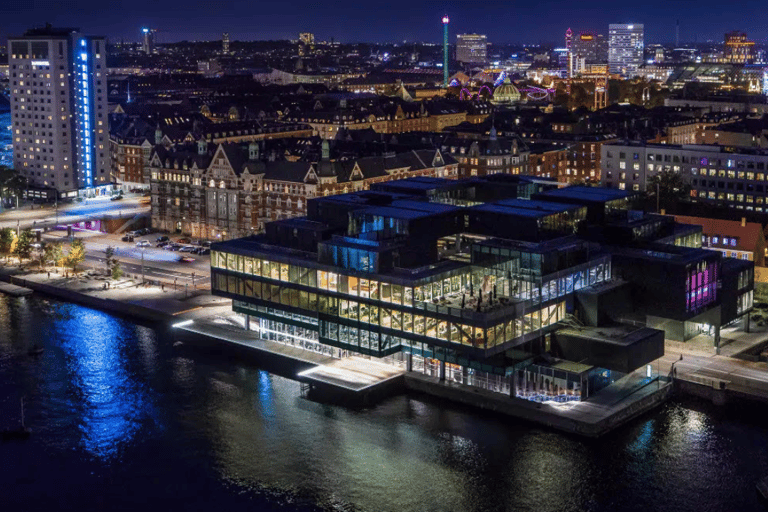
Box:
141 247 145 283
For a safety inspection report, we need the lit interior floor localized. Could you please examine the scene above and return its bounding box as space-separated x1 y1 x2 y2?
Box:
298 356 405 392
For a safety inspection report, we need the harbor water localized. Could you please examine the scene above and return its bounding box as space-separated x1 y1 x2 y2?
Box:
1 294 768 511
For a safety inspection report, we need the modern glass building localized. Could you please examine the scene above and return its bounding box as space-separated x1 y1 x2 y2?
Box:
608 24 644 77
210 176 753 403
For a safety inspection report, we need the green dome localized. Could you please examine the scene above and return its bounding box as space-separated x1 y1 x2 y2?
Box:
492 78 521 105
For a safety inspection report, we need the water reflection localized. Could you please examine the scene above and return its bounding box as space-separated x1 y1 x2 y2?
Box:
1 295 768 512
55 305 153 460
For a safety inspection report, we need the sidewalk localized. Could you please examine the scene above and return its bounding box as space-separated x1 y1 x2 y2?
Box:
0 264 228 323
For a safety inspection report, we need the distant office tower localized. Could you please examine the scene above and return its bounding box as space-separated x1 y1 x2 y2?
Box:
571 32 608 74
456 34 487 64
608 24 644 76
299 32 314 45
8 26 110 196
142 27 155 55
222 32 230 54
565 28 573 83
723 31 754 64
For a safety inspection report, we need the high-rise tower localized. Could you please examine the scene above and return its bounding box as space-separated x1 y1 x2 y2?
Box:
222 32 230 55
608 24 644 76
9 25 110 196
456 34 487 65
142 27 155 55
442 15 449 87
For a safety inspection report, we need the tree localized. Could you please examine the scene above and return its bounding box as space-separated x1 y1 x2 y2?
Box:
63 239 86 275
0 228 14 262
647 169 692 213
104 246 123 280
13 230 34 261
111 260 123 280
43 242 63 269
0 166 27 208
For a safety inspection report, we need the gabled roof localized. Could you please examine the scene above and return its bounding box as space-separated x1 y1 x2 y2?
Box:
673 215 764 252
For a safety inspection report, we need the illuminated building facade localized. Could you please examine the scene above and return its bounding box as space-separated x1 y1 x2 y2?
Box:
456 34 487 65
222 33 230 55
210 178 752 401
571 32 608 76
299 32 315 45
142 27 155 55
608 24 644 77
8 26 110 197
148 140 458 238
723 31 755 64
603 141 768 214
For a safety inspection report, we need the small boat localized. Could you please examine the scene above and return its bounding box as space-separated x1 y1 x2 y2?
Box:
1 397 31 441
757 475 768 501
28 345 44 357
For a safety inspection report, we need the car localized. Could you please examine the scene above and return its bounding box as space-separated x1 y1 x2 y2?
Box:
179 245 196 253
200 241 211 248
31 242 43 250
198 248 210 256
121 235 134 242
156 241 169 248
136 240 151 248
156 235 169 243
179 256 196 263
110 195 123 201
137 228 151 236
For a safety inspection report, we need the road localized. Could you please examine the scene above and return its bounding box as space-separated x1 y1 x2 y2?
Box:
42 229 212 290
0 196 149 231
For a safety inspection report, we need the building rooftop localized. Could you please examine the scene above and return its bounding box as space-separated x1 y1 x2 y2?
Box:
537 185 633 203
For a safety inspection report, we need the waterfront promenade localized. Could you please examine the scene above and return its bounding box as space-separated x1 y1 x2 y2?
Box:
2 262 767 436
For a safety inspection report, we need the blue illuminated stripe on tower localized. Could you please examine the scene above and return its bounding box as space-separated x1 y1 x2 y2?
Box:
78 39 93 188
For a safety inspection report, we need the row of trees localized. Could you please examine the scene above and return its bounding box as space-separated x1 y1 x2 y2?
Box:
0 228 86 273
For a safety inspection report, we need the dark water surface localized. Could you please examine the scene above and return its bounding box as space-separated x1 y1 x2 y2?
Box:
1 295 767 512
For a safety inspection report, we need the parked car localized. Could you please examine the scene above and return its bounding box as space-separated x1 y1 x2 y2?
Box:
136 240 151 248
156 241 169 248
121 235 134 242
137 228 151 236
198 248 210 255
170 244 183 251
110 195 123 201
201 241 211 248
179 245 196 253
156 235 169 243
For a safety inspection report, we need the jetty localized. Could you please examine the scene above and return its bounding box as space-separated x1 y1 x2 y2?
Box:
0 282 33 297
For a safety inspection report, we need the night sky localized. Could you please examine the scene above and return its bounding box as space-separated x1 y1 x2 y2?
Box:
2 0 768 46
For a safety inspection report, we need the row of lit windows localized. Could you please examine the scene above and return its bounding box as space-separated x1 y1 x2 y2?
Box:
213 271 565 348
692 190 768 203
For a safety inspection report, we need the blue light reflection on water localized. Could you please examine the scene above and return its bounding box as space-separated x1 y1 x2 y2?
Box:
53 305 155 460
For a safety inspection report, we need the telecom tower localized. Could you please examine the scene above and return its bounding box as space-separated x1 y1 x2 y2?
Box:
442 15 450 87
565 28 573 95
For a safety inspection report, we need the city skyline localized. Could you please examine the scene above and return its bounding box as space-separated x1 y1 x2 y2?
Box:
1 0 768 46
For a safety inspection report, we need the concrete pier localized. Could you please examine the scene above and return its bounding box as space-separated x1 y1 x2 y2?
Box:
0 282 33 297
